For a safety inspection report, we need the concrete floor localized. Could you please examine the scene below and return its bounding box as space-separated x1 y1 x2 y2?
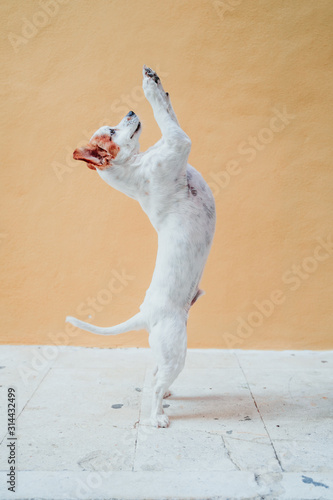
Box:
0 346 332 500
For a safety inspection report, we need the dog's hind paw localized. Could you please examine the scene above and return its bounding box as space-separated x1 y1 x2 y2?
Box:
151 414 170 428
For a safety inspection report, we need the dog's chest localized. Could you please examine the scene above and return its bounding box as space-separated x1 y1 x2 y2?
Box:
138 178 187 228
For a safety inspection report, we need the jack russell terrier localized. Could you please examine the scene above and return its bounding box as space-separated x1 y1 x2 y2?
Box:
66 66 216 427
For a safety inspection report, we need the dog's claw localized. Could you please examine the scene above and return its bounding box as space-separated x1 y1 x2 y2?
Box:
143 65 160 84
151 414 170 428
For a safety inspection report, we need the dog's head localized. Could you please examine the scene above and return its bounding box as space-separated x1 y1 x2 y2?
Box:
73 111 141 170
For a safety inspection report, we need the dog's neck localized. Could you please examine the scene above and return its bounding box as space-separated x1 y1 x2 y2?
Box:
95 150 172 234
96 152 144 200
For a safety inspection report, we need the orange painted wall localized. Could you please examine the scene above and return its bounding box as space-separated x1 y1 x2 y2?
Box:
1 0 333 349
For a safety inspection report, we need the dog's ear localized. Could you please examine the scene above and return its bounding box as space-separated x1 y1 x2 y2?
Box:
73 145 112 171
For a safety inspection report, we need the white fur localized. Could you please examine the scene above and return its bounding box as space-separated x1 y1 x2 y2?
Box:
66 66 216 427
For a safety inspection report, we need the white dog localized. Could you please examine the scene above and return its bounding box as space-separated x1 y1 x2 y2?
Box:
66 66 216 427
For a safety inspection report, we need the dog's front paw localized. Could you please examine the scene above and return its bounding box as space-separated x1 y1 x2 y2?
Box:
151 413 170 428
143 65 167 102
143 65 160 84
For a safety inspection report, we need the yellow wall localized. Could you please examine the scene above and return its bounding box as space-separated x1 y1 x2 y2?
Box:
1 0 332 349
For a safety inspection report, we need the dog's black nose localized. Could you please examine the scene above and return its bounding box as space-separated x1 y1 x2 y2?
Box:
127 111 135 117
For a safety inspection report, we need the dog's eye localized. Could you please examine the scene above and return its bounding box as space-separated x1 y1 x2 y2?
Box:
109 128 116 136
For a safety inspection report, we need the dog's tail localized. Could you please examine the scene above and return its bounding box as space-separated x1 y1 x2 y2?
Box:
65 312 145 336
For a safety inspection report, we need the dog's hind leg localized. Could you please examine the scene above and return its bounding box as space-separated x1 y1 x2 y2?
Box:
151 366 171 399
148 316 187 427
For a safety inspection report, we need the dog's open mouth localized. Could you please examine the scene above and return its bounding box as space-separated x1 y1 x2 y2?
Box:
130 122 141 139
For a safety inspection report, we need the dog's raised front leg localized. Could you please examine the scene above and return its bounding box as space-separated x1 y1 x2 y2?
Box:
143 65 179 126
143 66 191 151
